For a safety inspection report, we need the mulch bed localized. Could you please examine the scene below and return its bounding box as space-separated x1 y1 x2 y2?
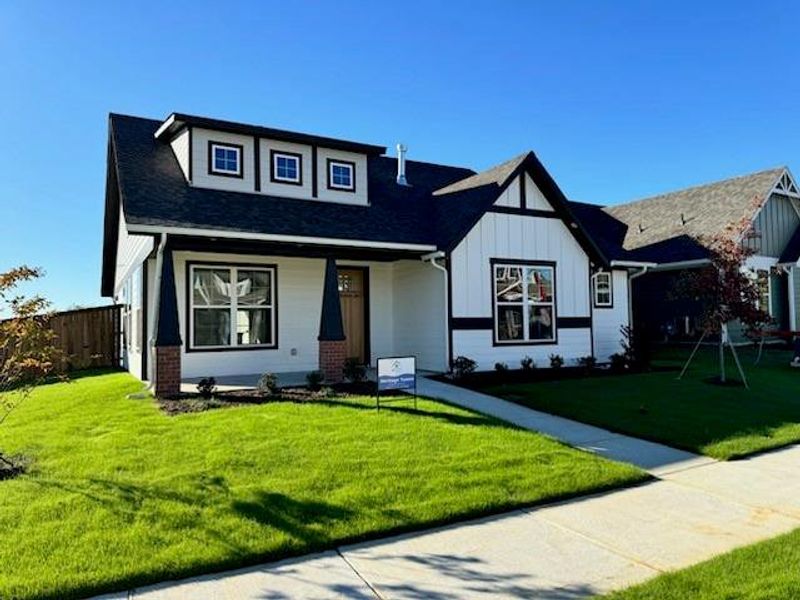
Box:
158 380 378 416
435 364 677 392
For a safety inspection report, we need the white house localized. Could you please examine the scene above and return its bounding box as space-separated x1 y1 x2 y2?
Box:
101 112 647 395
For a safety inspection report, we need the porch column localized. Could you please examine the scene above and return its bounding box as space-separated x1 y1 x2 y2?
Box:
154 248 182 397
318 257 346 383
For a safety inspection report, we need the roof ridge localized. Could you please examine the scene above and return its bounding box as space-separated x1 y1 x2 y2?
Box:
607 166 785 210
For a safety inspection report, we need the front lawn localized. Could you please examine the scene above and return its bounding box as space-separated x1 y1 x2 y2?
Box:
485 346 800 460
0 371 643 599
605 526 800 599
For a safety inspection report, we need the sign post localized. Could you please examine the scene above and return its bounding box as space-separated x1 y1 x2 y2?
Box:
376 356 417 410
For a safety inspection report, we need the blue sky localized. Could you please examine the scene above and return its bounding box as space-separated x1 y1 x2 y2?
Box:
1 1 798 310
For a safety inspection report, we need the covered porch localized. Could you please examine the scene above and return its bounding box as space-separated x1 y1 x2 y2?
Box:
149 234 448 396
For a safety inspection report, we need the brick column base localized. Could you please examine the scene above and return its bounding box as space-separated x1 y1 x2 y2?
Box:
319 339 347 384
155 346 181 398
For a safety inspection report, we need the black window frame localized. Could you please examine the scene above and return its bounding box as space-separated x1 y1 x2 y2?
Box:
490 258 558 347
326 158 356 192
207 141 244 179
269 149 303 186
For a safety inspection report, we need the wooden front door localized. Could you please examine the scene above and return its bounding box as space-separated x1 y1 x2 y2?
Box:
338 268 367 363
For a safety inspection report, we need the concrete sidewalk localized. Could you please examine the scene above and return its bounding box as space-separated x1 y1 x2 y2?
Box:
95 380 800 599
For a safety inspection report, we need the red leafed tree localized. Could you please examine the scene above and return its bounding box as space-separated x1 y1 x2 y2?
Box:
677 198 772 385
0 266 61 473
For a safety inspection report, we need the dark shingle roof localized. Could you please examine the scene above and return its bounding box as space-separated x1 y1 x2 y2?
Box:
110 114 475 249
570 168 789 265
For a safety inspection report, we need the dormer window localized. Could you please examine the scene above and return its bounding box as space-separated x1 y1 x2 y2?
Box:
270 150 302 185
208 142 243 178
327 159 355 192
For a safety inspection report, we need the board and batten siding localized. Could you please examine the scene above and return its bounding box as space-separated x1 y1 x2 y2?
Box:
450 210 593 370
591 270 629 361
749 193 800 258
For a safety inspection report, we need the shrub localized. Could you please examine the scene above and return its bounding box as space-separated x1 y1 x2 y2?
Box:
578 355 597 373
520 356 535 371
549 354 564 369
609 353 628 373
494 362 508 372
343 357 366 383
306 370 324 391
196 377 216 399
257 373 278 395
451 356 477 379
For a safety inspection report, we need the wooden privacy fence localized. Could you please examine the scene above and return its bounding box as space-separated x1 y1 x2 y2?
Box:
46 305 122 371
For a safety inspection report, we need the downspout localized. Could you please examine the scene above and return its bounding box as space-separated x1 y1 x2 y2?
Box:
627 265 650 336
422 250 450 372
147 233 168 391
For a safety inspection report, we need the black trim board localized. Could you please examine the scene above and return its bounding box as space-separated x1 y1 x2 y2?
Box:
311 145 318 198
253 136 261 192
451 316 591 330
488 206 560 218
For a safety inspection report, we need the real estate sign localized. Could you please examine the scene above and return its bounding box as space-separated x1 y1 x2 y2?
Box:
377 356 416 391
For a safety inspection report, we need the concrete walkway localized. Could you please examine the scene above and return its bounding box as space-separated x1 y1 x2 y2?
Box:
95 380 800 599
416 377 714 476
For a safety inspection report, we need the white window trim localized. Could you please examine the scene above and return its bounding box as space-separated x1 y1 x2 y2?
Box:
492 262 557 345
328 160 355 191
210 143 242 176
272 152 301 184
755 268 773 316
592 272 613 307
189 264 277 350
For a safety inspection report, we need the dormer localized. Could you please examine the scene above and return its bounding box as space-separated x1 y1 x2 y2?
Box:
154 113 385 206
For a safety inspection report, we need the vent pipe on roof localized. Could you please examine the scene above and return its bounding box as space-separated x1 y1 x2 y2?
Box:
396 143 409 186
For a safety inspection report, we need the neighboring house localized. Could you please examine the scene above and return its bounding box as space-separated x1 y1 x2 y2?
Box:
571 168 800 343
102 113 640 395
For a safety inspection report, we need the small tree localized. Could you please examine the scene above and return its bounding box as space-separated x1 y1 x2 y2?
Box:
0 266 60 471
676 204 772 387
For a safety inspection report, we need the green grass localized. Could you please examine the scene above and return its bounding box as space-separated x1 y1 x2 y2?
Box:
485 346 800 460
0 371 644 599
604 527 800 599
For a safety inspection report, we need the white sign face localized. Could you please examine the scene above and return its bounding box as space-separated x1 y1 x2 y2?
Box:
377 356 416 391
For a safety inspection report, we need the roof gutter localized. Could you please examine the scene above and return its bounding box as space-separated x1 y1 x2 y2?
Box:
648 258 712 272
609 260 657 269
126 224 438 253
421 250 450 371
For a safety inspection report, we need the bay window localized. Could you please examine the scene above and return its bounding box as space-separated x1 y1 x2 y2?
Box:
493 261 556 344
189 265 276 350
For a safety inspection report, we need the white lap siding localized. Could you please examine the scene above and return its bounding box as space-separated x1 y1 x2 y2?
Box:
450 211 593 370
170 252 397 379
591 269 629 361
393 260 448 372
